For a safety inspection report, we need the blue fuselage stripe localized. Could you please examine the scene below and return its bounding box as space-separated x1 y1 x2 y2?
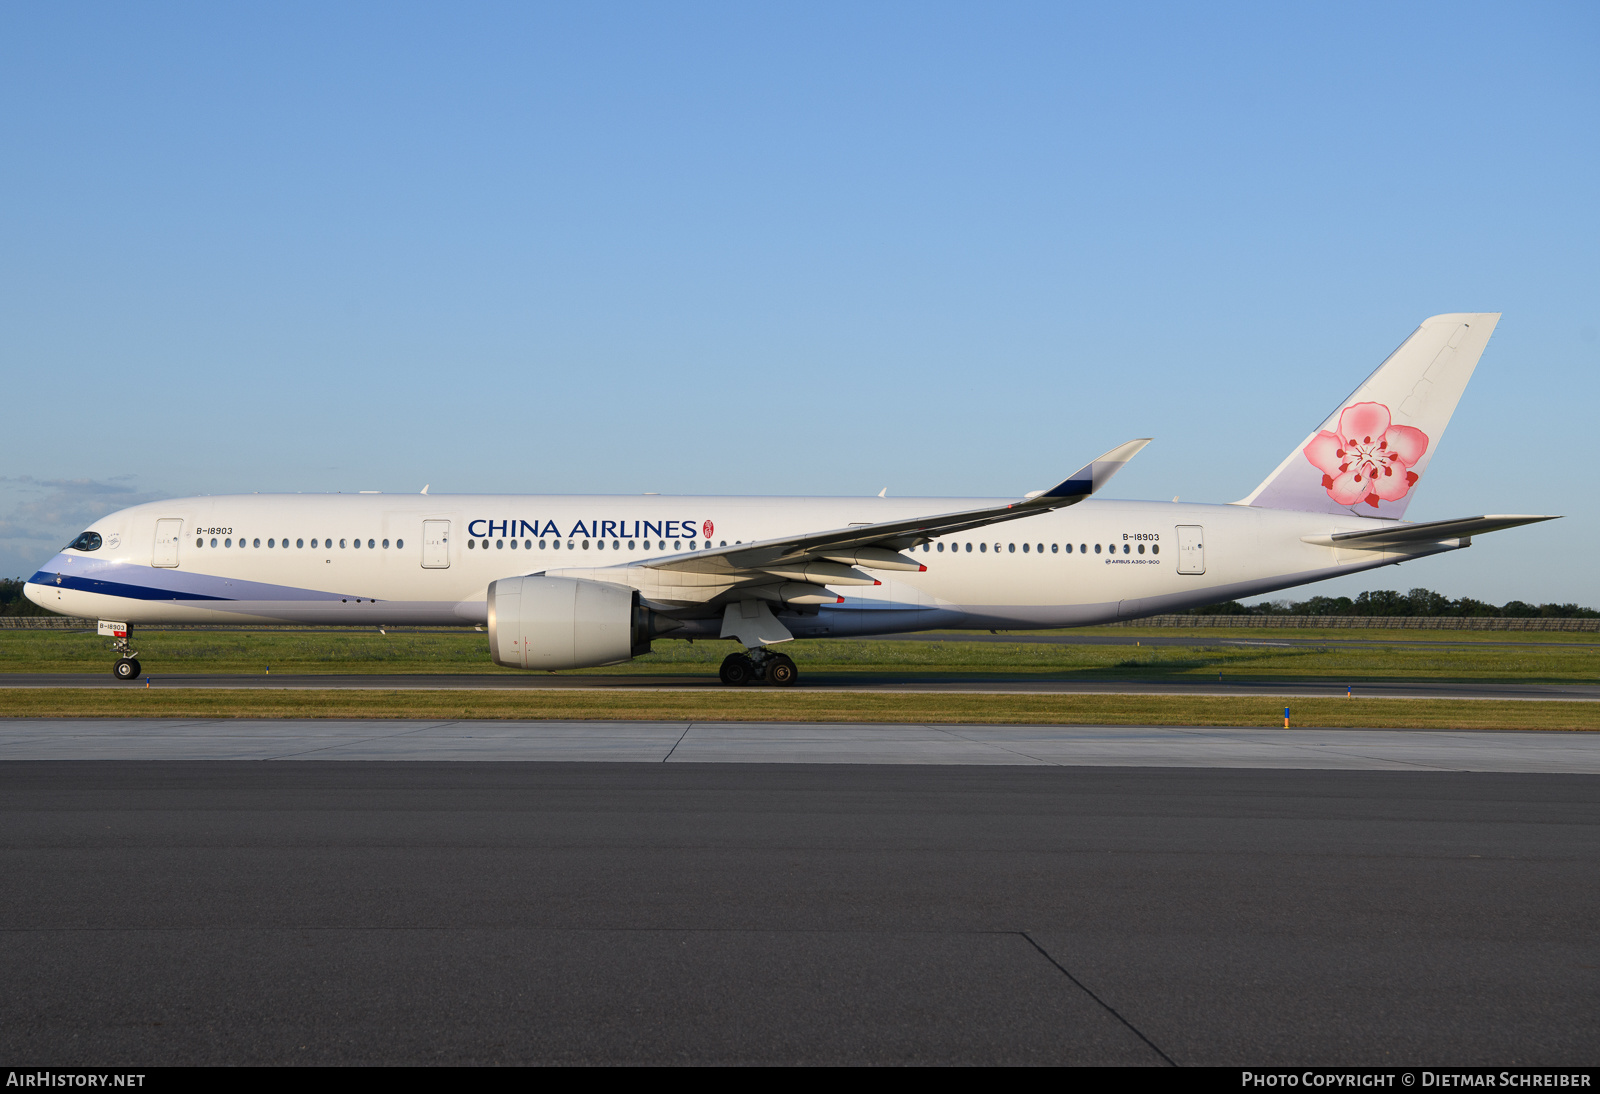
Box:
28 571 230 602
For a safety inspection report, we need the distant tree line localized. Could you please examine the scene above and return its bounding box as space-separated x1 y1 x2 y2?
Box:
1191 587 1600 619
0 578 51 616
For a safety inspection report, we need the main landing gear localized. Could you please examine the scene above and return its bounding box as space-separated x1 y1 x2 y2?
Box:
719 649 798 687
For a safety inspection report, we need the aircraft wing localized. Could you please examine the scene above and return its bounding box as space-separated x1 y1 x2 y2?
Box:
641 438 1151 577
1300 514 1558 549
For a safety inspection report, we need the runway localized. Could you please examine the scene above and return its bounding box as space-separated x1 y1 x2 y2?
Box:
2 760 1594 1065
2 718 1598 770
6 671 1600 701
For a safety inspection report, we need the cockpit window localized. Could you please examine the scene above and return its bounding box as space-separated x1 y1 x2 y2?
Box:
67 531 102 552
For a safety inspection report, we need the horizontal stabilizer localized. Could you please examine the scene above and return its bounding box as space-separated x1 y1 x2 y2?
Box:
1300 514 1558 550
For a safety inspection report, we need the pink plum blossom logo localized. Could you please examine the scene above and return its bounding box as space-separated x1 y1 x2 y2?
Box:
1302 402 1428 509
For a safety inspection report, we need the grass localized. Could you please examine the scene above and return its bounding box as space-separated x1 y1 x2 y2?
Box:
2 688 1598 729
2 627 1597 683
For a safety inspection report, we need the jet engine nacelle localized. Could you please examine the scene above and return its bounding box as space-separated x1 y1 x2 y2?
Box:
488 575 657 670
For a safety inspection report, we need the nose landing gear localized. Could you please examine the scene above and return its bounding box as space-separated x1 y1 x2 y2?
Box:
718 649 799 687
103 621 142 682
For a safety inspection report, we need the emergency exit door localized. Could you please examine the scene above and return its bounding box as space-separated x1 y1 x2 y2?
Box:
152 519 183 568
1176 525 1205 574
421 520 451 568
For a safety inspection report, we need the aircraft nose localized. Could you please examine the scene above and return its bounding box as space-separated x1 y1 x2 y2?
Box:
22 553 72 611
23 575 56 610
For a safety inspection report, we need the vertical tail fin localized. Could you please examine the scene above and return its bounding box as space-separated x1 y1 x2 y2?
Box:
1239 313 1500 518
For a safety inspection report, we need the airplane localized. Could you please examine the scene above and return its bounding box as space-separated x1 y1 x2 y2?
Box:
26 312 1557 685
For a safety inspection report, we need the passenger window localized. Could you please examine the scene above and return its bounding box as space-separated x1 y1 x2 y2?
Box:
252 538 259 548
965 543 972 552
980 543 987 553
1138 543 1145 554
628 541 636 550
268 539 274 548
340 539 347 549
353 539 361 549
468 540 476 549
1080 544 1087 554
396 539 403 549
719 540 726 547
196 538 203 548
526 540 532 549
225 538 232 548
660 541 666 551
298 539 305 548
1064 543 1071 553
613 540 620 550
1011 543 1017 553
1151 544 1159 555
368 539 375 549
510 539 518 549
672 541 680 551
1051 543 1058 554
1122 544 1130 554
497 540 504 549
689 541 697 550
1094 543 1101 554
937 542 944 552
583 540 591 550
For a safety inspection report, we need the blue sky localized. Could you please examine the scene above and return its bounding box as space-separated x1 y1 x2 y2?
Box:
2 2 1596 605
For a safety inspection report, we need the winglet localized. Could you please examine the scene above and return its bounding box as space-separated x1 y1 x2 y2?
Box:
1033 439 1151 503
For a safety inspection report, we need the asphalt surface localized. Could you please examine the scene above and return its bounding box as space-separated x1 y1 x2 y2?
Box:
7 670 1599 701
1 761 1594 1065
4 719 1600 771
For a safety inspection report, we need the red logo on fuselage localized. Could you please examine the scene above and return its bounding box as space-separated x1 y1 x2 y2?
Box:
702 520 715 540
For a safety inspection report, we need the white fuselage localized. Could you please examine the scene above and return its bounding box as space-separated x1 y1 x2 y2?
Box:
25 493 1442 638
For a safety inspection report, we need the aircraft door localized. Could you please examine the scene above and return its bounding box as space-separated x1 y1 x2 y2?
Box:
422 520 451 569
152 519 183 568
1176 525 1205 574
